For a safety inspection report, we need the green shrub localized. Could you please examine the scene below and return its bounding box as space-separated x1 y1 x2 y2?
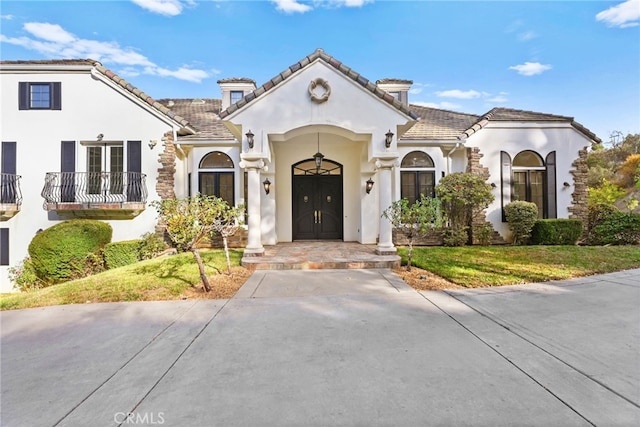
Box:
8 257 43 291
586 212 640 245
473 222 494 246
435 172 494 245
139 232 167 260
28 219 112 285
504 201 539 245
442 227 469 247
530 219 583 245
587 202 618 232
103 240 142 269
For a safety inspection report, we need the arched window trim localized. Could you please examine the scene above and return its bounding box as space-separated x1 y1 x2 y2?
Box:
198 151 235 206
199 151 234 169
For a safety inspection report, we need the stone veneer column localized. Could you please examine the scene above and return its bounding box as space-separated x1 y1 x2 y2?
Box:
155 131 176 238
466 147 499 243
240 155 265 256
375 157 399 255
569 147 589 232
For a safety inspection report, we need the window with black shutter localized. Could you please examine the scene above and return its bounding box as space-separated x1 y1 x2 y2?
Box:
19 82 61 110
0 228 9 266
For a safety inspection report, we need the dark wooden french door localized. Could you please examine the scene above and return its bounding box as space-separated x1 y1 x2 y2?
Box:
292 174 343 240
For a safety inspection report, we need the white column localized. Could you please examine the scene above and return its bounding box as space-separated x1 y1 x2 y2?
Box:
375 157 398 255
240 155 265 256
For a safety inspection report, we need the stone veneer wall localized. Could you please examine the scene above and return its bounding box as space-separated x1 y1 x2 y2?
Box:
155 131 176 240
568 147 589 232
466 147 504 244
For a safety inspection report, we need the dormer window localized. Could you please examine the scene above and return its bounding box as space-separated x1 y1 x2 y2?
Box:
230 90 244 105
389 91 400 101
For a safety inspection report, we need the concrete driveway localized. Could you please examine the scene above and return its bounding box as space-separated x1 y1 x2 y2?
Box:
1 268 639 426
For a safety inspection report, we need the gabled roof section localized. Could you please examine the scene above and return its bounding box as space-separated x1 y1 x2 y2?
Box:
1 59 195 135
157 98 234 141
402 105 480 140
218 48 419 120
460 107 600 143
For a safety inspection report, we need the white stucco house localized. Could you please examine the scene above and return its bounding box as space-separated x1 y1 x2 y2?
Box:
0 49 600 291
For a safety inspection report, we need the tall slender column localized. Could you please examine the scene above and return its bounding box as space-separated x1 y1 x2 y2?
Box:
240 155 265 256
375 157 399 255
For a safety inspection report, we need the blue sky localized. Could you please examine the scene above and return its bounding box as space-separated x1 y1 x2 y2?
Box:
1 0 638 143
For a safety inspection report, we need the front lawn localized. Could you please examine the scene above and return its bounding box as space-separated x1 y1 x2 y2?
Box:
0 249 250 311
398 245 640 287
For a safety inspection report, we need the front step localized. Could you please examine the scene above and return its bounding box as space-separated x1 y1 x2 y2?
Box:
241 242 401 271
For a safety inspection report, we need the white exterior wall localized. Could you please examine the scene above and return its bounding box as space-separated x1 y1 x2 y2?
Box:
467 122 591 238
0 68 179 291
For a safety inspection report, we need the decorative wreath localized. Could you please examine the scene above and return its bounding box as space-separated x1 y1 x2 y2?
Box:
308 78 331 104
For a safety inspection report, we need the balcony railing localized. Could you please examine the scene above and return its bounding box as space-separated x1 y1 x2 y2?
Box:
42 172 147 217
0 173 23 220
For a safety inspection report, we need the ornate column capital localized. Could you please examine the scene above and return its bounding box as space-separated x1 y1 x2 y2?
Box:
374 156 399 170
240 153 266 170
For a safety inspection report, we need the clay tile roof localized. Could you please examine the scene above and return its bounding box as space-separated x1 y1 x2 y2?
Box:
217 78 256 84
461 107 601 143
157 98 234 140
219 48 419 121
402 104 480 140
0 59 96 66
376 78 413 85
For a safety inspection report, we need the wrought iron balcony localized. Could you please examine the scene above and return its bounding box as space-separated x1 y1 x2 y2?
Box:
41 172 148 218
0 173 23 220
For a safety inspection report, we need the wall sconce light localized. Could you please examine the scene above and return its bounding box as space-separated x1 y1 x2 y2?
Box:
263 178 271 195
491 183 497 188
385 130 394 148
365 178 375 194
246 130 254 149
148 140 157 149
563 182 571 188
97 133 104 141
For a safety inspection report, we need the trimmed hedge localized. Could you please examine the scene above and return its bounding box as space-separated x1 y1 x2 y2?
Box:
530 219 583 245
504 201 539 245
103 240 142 269
28 220 112 284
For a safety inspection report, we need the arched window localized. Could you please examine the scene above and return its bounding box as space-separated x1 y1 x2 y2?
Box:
502 150 556 220
198 151 234 205
400 151 435 204
512 150 545 218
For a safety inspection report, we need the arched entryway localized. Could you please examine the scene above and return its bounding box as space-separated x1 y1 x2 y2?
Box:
292 158 343 240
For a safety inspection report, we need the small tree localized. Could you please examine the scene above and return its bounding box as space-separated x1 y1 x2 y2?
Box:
153 195 228 292
435 173 494 245
382 195 444 271
210 201 244 274
504 201 539 245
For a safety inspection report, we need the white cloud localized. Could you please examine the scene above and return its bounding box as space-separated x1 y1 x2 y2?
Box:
517 31 538 41
1 14 14 20
408 82 430 95
488 92 509 103
435 89 482 99
24 22 75 43
272 0 313 14
272 0 372 14
131 0 188 17
146 65 210 83
596 0 640 28
509 62 552 76
0 22 209 83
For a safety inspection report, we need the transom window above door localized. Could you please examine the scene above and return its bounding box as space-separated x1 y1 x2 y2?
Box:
293 159 341 176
